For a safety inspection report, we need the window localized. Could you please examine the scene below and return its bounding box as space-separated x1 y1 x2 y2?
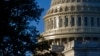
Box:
59 16 63 27
49 40 53 45
65 6 69 11
77 6 81 11
84 17 88 26
77 17 81 26
59 7 63 12
91 7 95 11
62 38 67 44
85 37 90 41
55 9 58 12
71 6 75 11
77 38 83 41
91 17 94 26
64 16 68 26
54 17 56 28
97 18 100 27
93 37 98 41
71 17 75 26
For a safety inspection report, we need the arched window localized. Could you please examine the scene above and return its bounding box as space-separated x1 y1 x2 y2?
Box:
64 16 68 27
84 17 88 26
71 17 75 26
77 17 81 26
59 7 63 12
91 17 94 26
71 6 75 11
65 6 69 11
55 9 58 12
59 16 63 27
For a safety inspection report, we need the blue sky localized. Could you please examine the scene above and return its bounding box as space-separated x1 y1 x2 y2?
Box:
36 0 51 33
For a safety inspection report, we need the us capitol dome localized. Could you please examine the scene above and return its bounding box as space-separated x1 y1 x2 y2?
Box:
40 0 100 56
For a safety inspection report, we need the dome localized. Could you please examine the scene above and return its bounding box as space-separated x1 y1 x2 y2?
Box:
43 0 100 40
41 1 100 56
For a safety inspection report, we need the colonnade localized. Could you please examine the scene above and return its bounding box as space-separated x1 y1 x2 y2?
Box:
45 16 100 30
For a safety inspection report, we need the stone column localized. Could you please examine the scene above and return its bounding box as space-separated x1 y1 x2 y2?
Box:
60 38 63 45
68 15 71 27
75 15 77 27
76 16 79 27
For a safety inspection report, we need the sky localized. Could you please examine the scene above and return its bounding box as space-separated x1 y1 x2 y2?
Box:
36 0 51 33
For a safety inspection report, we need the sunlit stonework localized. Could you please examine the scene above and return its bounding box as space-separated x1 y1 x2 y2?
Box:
41 0 100 56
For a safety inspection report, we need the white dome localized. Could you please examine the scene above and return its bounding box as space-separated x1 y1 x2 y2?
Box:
42 0 100 40
41 1 100 56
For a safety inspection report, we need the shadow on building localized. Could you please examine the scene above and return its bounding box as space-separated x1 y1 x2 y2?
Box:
73 37 100 56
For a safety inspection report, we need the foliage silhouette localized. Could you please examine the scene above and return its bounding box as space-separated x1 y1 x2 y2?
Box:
35 36 58 56
0 0 43 56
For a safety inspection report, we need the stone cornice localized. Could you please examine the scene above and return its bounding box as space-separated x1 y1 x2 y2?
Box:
43 33 100 40
42 27 100 36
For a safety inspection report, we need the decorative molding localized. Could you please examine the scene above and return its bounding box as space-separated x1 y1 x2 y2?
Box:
43 28 100 36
